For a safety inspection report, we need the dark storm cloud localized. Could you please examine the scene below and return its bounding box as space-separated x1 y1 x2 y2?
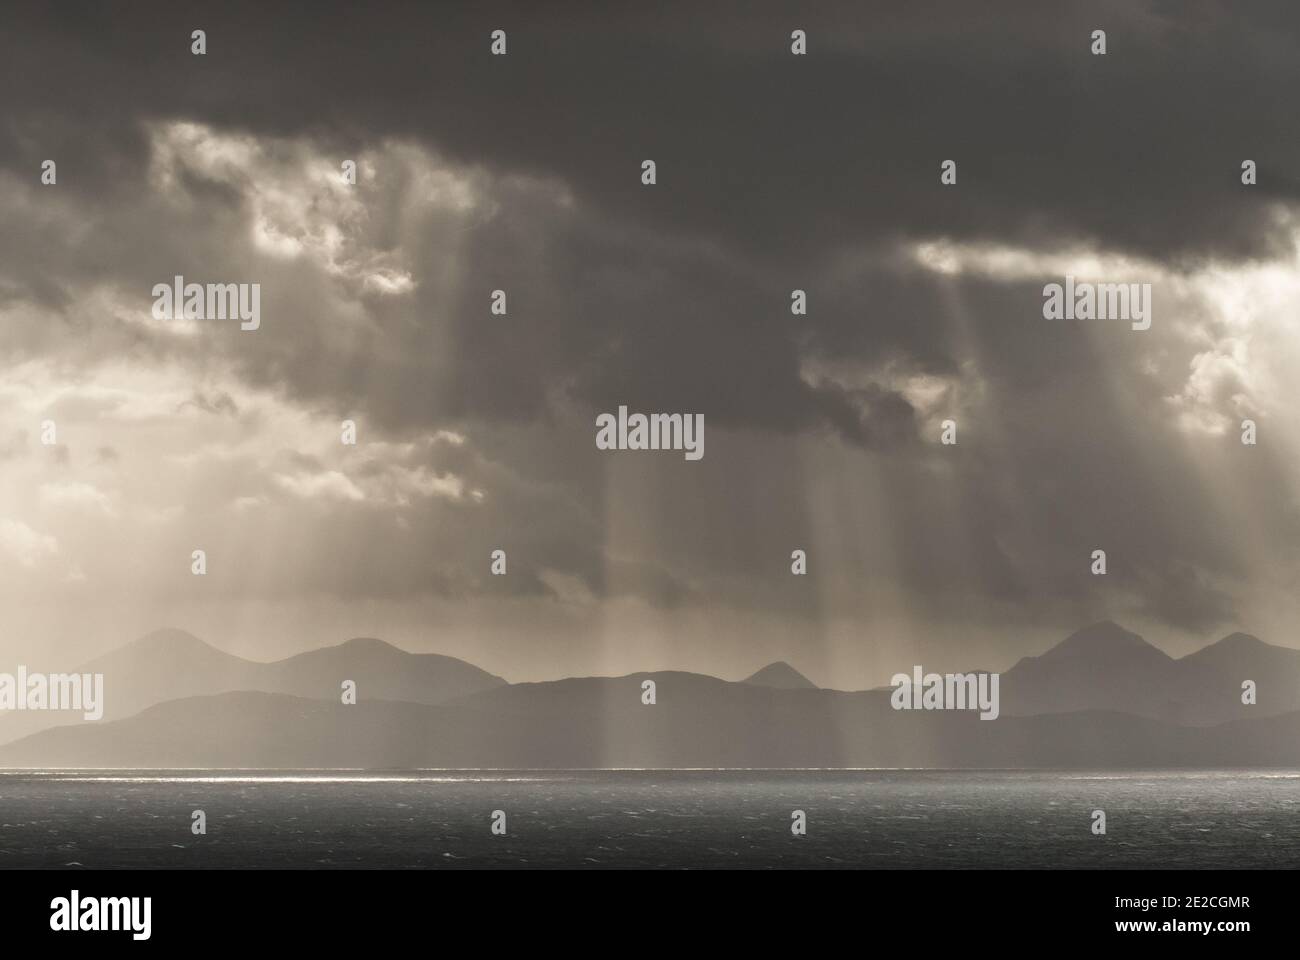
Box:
4 0 1298 265
3 0 1295 449
2 0 1297 642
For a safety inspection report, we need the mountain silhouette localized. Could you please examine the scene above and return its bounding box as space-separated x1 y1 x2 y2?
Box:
1000 620 1300 724
742 661 817 689
1000 620 1177 719
8 680 1300 768
0 628 506 745
1173 632 1300 724
5 619 1300 766
261 636 506 705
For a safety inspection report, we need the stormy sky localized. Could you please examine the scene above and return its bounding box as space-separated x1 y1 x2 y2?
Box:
2 0 1299 686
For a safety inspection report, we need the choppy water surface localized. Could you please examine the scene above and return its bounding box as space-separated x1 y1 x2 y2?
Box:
0 769 1295 868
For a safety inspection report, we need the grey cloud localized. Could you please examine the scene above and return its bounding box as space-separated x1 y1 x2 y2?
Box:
5 1 1298 266
2 0 1299 652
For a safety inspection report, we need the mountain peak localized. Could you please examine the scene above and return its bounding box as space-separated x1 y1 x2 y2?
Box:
130 627 210 651
1182 631 1277 664
1037 621 1172 663
98 628 234 665
743 661 817 689
336 636 402 654
1214 632 1264 648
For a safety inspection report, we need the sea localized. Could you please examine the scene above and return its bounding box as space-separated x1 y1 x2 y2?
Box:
0 769 1295 869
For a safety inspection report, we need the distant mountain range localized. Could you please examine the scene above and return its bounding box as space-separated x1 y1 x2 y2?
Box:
0 629 505 745
1 620 1297 768
998 621 1300 724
